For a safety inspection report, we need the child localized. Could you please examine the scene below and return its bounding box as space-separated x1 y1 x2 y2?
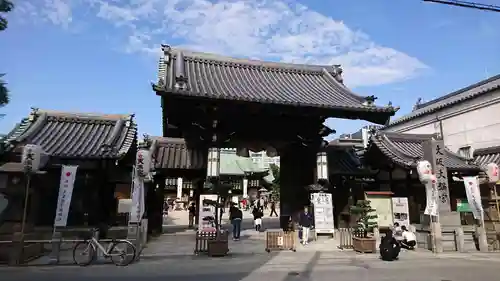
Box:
252 206 263 231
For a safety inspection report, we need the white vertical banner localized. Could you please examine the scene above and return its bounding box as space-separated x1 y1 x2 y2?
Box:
242 178 248 198
424 180 439 217
129 175 145 223
54 165 78 227
463 176 484 221
176 177 183 199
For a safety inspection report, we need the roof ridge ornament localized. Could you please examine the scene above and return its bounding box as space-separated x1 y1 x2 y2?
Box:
363 95 377 106
158 44 172 87
412 97 422 111
174 51 188 91
332 64 343 84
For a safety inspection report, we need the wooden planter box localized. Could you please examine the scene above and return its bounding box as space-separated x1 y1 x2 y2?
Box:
352 236 376 253
265 230 297 252
207 239 229 257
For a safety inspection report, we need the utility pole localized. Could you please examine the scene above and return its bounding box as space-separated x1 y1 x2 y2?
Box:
423 0 500 12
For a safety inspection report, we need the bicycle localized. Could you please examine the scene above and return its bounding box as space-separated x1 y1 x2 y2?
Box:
72 229 137 266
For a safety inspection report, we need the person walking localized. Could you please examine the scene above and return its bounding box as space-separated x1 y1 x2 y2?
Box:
299 207 312 245
252 206 263 232
229 206 243 241
188 202 196 228
269 200 278 217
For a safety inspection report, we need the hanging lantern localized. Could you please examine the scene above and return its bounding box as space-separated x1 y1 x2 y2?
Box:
417 160 433 183
22 144 42 173
135 149 151 178
207 148 220 177
316 152 328 180
486 163 499 183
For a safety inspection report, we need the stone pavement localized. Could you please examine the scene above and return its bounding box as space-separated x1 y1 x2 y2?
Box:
3 247 500 281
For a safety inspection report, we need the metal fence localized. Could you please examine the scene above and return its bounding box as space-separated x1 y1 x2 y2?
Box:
337 228 365 249
0 226 143 266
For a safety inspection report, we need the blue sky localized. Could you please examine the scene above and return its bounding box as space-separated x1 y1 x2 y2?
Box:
1 0 499 139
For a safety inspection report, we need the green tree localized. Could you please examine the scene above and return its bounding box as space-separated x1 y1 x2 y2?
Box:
0 0 14 107
350 200 378 237
269 164 280 200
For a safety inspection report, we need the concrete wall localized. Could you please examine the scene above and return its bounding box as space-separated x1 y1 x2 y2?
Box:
385 88 500 154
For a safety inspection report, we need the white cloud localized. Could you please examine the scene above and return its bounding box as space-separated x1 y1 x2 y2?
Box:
16 0 428 87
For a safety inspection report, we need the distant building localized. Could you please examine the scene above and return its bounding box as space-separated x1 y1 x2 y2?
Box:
383 74 500 163
249 151 280 169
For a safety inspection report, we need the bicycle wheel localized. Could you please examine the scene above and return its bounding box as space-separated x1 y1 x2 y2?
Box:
73 241 96 266
109 240 136 266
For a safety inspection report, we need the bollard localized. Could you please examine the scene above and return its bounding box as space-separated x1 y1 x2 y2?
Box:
475 224 488 252
49 231 62 264
454 227 465 252
8 232 25 266
373 228 380 253
409 225 418 249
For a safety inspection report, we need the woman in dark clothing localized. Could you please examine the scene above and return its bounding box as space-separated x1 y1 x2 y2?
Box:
252 206 263 231
380 230 401 261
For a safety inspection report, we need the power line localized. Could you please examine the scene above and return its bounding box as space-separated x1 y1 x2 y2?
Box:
423 0 500 12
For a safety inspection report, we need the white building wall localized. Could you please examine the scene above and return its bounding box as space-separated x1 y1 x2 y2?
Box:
385 88 500 155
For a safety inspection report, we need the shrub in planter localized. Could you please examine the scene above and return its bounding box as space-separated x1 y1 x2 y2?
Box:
350 200 378 253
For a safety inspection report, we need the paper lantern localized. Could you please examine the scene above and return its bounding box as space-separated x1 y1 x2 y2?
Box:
22 144 42 173
486 163 499 183
135 149 151 178
417 160 433 183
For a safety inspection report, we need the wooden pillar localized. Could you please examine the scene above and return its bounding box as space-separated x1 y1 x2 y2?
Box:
152 175 166 234
279 144 316 228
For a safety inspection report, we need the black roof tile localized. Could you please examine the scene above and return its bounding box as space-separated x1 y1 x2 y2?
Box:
473 146 500 167
368 131 479 171
5 108 137 159
387 74 500 127
153 46 398 124
327 146 373 175
149 137 206 170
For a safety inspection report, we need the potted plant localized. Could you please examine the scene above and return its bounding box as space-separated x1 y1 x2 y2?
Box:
350 200 378 253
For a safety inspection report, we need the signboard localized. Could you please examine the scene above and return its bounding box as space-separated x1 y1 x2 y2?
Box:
54 165 78 227
463 176 484 221
391 197 410 227
311 193 334 234
430 140 451 212
198 194 218 231
22 144 42 173
456 199 471 213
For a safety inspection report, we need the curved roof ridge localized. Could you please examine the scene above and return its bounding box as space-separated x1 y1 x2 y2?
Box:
380 134 419 162
170 47 332 74
35 109 134 121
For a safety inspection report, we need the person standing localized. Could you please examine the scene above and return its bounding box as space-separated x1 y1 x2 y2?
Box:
229 206 243 241
269 200 278 217
188 203 196 228
299 207 312 245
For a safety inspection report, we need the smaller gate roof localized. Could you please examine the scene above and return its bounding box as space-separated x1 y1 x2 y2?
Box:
4 108 137 159
473 145 500 167
368 131 479 171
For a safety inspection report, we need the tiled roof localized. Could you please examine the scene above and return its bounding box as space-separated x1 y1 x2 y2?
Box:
387 74 500 127
473 145 500 167
219 149 267 175
368 131 479 171
327 146 373 175
150 137 206 170
153 46 398 125
5 109 137 159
